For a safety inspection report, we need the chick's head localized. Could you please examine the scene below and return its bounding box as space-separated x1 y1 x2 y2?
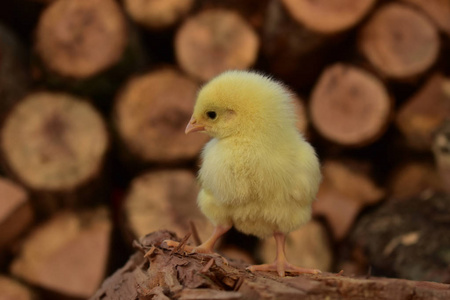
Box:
186 70 297 140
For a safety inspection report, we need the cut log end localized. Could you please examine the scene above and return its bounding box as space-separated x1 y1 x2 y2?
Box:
359 3 440 79
11 207 112 299
123 169 214 243
281 0 376 34
0 92 108 191
36 0 128 78
388 162 442 201
0 178 32 249
124 0 194 30
115 68 209 164
396 73 450 150
289 92 308 135
0 276 35 300
402 0 450 37
175 9 260 82
310 63 391 147
313 160 385 240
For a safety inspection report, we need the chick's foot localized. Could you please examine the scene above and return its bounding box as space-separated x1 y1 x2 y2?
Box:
163 239 229 265
163 225 231 254
248 231 321 277
247 261 321 277
163 240 214 253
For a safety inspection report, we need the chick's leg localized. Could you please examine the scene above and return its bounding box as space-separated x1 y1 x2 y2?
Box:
247 232 321 277
194 224 231 253
164 224 231 253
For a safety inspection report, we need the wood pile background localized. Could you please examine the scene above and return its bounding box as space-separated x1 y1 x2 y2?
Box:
0 0 449 299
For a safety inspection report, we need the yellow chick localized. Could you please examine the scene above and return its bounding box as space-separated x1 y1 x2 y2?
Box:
166 70 321 276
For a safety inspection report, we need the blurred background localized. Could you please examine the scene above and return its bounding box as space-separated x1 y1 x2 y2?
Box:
0 0 449 298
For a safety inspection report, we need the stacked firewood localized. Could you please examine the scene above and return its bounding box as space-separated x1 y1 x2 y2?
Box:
0 0 449 298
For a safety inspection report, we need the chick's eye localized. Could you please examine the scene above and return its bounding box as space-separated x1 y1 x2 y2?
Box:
206 111 217 120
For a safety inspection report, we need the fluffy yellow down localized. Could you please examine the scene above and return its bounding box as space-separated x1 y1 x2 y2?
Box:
193 71 321 238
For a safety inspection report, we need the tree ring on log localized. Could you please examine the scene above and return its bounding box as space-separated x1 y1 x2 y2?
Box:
310 64 391 147
123 169 213 242
175 9 260 82
0 92 108 191
36 0 128 78
114 68 209 164
359 3 440 79
281 0 376 34
124 0 194 30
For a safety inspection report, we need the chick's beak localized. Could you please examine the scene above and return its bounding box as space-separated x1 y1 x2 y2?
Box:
185 116 205 134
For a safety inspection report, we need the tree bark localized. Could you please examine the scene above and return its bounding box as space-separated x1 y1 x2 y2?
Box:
310 63 392 147
351 192 450 283
175 9 259 82
359 3 440 80
90 230 450 300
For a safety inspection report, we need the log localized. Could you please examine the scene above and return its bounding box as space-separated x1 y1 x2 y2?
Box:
433 120 450 194
195 0 270 29
0 275 35 300
122 169 214 244
401 0 450 37
34 0 145 100
11 207 112 299
175 9 259 82
90 230 450 300
28 0 54 3
124 0 194 30
359 3 440 80
388 161 442 201
396 73 450 151
0 177 33 250
0 92 109 214
114 68 209 165
313 160 385 240
261 0 331 89
351 192 450 283
259 220 333 272
291 94 308 135
0 23 30 120
280 0 376 34
310 63 392 147
35 0 128 79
